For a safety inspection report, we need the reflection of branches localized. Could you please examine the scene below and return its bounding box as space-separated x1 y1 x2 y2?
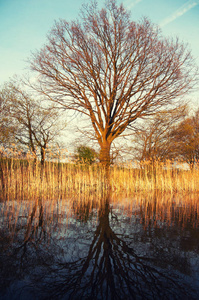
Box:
12 199 48 272
40 196 197 300
0 198 55 297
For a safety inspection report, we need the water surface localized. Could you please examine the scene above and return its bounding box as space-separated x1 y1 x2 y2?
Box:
0 193 199 299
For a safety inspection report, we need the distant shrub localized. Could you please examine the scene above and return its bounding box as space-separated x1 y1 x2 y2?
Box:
74 145 98 165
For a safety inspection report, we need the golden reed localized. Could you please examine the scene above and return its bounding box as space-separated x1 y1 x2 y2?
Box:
1 151 199 201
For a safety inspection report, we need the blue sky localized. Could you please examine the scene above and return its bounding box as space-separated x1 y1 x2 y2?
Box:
0 0 199 102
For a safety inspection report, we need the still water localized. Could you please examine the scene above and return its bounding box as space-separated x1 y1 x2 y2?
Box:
0 193 199 299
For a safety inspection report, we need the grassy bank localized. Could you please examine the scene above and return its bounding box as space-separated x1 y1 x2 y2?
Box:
1 157 199 201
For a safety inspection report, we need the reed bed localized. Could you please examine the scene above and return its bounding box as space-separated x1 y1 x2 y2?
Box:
1 156 199 202
111 160 199 194
0 157 108 201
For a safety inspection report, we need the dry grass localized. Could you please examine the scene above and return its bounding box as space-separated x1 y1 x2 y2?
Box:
1 151 199 202
0 157 108 201
111 160 199 194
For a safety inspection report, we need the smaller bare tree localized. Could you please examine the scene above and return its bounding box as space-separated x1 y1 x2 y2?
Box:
0 88 16 147
131 105 187 162
1 81 67 164
170 108 199 167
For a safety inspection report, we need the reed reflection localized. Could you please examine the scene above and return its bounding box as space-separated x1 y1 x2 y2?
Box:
0 193 199 299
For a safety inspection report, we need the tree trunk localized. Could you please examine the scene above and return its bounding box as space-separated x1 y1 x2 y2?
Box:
41 147 45 166
99 140 111 180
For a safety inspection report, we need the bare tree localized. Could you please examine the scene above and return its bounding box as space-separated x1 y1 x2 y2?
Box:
1 82 67 164
0 88 15 147
170 108 199 167
30 0 198 170
132 105 187 162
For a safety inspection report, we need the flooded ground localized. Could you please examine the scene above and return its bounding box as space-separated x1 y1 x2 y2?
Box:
0 193 199 299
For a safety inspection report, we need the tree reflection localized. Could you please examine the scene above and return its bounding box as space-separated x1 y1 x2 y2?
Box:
0 194 199 300
37 194 198 300
0 198 56 298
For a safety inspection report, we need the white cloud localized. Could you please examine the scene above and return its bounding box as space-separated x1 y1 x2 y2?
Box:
123 0 143 10
160 0 199 27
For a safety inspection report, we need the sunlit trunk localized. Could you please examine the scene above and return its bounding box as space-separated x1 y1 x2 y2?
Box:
99 140 111 180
